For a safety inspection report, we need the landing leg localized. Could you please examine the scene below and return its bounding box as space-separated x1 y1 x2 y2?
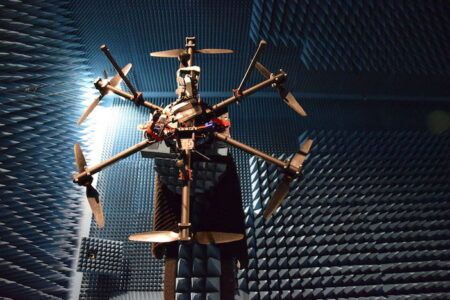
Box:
163 255 177 300
178 142 192 241
220 258 237 300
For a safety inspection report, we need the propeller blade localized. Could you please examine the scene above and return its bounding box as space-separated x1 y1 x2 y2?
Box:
194 232 244 244
86 185 105 228
129 231 180 243
150 49 184 57
195 48 234 54
277 86 307 117
263 139 313 219
109 63 132 87
263 175 292 220
236 40 266 91
300 138 313 154
255 62 307 116
74 143 87 173
255 61 271 79
77 95 102 125
290 139 313 170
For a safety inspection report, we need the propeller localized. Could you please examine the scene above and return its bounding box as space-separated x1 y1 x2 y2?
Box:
236 40 267 92
263 175 292 220
74 143 105 228
150 49 184 58
255 62 307 117
263 139 313 220
128 231 243 244
109 63 132 88
195 48 234 54
77 95 103 125
150 48 233 58
129 231 180 243
77 63 132 125
194 231 244 245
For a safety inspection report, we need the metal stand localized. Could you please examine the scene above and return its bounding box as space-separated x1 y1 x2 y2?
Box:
178 137 193 241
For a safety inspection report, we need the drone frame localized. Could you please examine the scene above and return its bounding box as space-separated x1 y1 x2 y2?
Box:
73 37 312 245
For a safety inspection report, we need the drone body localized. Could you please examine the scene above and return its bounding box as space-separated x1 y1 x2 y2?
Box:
73 36 312 250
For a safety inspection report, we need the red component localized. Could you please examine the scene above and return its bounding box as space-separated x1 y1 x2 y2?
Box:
212 118 231 128
146 126 164 141
178 169 192 181
232 88 243 98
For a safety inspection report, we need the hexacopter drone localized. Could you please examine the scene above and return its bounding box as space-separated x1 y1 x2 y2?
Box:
73 37 312 246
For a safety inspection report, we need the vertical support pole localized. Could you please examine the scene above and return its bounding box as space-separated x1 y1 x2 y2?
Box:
186 36 195 67
179 149 191 241
178 134 194 241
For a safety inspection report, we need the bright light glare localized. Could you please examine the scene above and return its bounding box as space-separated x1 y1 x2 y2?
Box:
78 85 120 235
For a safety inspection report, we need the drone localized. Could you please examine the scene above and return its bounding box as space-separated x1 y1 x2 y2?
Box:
73 37 313 246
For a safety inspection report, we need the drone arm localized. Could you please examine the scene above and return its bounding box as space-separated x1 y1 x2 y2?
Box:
210 71 287 113
142 101 164 111
106 85 163 111
74 139 155 183
101 45 139 97
213 132 287 169
100 45 165 111
107 84 134 99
